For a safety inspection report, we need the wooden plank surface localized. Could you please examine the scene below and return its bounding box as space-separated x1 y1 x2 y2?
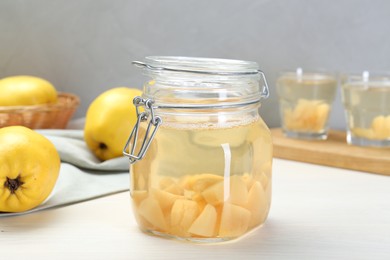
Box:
271 128 390 176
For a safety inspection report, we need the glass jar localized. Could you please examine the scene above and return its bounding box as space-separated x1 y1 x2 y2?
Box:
124 56 273 243
341 71 390 147
276 68 337 140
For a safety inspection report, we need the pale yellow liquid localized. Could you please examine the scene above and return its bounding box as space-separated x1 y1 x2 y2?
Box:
130 116 272 242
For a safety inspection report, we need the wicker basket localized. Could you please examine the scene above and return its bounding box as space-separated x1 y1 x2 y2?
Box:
0 93 80 129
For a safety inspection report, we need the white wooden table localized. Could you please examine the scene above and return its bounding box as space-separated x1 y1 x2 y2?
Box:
1 158 389 259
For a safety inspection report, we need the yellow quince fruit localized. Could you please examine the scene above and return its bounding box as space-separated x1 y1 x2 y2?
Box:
0 126 61 212
84 87 142 161
0 75 57 106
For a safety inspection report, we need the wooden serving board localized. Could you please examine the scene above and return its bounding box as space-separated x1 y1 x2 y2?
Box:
271 128 390 176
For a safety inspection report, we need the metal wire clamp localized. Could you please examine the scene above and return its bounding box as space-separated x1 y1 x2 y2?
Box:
123 96 162 164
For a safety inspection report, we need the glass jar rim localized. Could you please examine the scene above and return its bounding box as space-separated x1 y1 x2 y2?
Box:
340 71 390 88
278 68 337 81
133 56 261 75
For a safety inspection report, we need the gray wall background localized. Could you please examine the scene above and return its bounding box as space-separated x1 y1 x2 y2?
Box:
1 0 390 129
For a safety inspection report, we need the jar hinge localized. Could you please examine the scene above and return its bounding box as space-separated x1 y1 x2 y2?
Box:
123 97 162 164
259 70 270 99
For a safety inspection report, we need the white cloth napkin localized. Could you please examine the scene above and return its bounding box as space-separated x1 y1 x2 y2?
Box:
0 129 130 217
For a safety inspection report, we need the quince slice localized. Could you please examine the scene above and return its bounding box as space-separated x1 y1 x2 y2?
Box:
353 115 390 140
228 175 249 207
188 204 217 237
201 181 224 206
164 183 184 195
151 188 181 212
244 181 267 228
242 172 254 190
131 190 148 207
138 197 168 231
372 115 390 139
181 173 223 192
219 203 251 238
170 199 200 236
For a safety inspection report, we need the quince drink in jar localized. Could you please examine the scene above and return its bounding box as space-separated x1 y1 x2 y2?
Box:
124 56 272 243
341 71 390 147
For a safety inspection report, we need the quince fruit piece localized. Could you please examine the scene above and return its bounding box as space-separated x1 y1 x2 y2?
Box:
0 126 60 212
201 180 224 206
201 175 248 207
170 199 200 236
151 188 182 212
131 190 148 207
228 175 249 207
244 181 268 228
188 204 217 237
0 75 57 106
84 87 142 161
219 202 251 238
163 183 184 195
138 196 168 231
352 115 390 140
372 115 390 139
183 173 223 192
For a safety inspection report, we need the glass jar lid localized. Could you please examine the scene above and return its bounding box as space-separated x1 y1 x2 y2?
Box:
133 56 269 109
